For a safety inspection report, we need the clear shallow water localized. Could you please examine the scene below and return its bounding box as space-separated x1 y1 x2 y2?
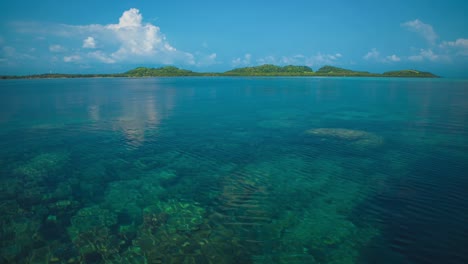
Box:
0 77 467 263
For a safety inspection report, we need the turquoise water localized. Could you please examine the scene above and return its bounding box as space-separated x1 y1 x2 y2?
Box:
0 77 467 263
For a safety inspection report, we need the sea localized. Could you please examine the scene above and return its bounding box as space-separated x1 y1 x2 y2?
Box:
0 77 467 264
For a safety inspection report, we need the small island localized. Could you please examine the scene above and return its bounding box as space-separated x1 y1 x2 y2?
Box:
0 65 439 79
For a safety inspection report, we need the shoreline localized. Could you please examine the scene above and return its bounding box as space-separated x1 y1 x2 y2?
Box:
0 64 439 79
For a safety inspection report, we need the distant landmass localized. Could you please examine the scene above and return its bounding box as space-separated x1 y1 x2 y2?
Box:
0 65 439 79
223 64 314 76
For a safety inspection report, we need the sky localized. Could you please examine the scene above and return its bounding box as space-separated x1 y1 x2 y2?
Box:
0 0 467 77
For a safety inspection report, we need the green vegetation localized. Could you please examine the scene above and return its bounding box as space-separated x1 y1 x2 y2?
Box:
0 64 439 79
224 64 314 76
382 69 438 78
0 73 125 79
315 66 377 77
125 66 198 77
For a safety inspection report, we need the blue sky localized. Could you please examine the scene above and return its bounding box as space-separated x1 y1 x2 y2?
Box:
0 0 467 76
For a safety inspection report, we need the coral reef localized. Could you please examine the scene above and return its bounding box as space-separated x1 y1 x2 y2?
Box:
144 199 205 233
14 152 69 179
307 128 383 148
0 131 387 263
68 205 117 240
67 206 122 262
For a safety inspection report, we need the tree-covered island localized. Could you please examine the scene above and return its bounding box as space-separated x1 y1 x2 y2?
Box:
0 65 439 79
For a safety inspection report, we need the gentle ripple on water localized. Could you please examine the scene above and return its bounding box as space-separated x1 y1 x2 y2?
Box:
0 77 467 263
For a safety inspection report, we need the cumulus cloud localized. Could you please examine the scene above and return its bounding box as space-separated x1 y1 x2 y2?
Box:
402 19 438 44
386 54 401 62
408 55 423 62
418 49 438 61
363 48 380 60
440 38 468 56
441 38 468 48
88 51 115 63
307 53 342 66
115 8 142 27
49 44 66 52
407 49 449 62
279 54 304 65
256 55 277 65
106 8 179 61
63 55 81 62
83 37 96 49
208 53 217 60
251 53 342 68
194 52 218 66
363 49 402 63
232 53 252 66
15 8 194 66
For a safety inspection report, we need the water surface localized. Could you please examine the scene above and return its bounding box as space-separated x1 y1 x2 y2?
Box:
0 77 467 263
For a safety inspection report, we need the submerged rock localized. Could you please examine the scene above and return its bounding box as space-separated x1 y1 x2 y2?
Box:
144 199 205 233
306 128 383 148
152 169 179 186
14 152 69 178
49 200 73 210
68 205 117 241
67 206 123 263
103 180 146 224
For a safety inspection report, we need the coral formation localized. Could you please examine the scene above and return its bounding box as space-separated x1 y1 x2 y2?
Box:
1 130 387 263
144 199 205 233
307 128 383 148
14 152 69 178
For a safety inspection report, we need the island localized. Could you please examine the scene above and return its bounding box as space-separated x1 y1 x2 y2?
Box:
0 65 439 79
223 64 315 76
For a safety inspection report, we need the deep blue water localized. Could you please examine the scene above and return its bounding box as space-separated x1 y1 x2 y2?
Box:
0 77 467 263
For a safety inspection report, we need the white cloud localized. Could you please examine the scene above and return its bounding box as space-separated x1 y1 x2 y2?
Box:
418 49 438 61
256 55 277 65
441 38 468 48
49 44 66 52
364 49 402 63
15 8 194 66
440 38 468 56
99 8 193 64
402 19 438 44
232 53 252 66
83 37 96 49
408 49 447 62
115 8 142 28
307 53 342 65
386 54 401 62
208 53 216 60
363 48 380 60
88 51 115 63
252 53 342 68
250 52 343 67
280 54 304 65
408 55 423 62
194 52 218 66
63 55 81 62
